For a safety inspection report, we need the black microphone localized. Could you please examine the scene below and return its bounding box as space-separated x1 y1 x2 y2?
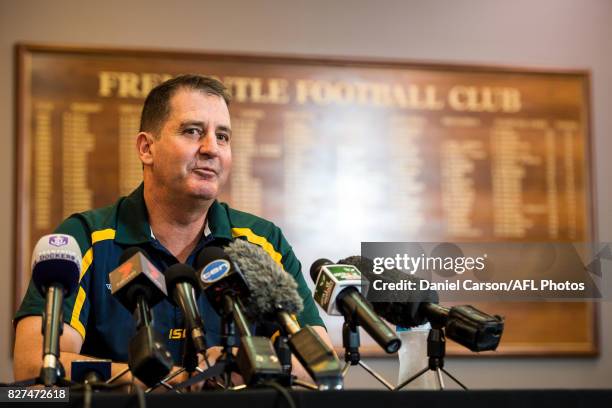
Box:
339 255 438 328
196 246 250 311
339 256 504 352
164 264 207 353
31 234 82 386
310 259 401 354
109 248 173 386
223 239 343 390
195 246 254 344
196 246 284 385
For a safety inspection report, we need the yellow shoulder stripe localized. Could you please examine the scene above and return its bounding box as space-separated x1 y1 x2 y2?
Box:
70 228 116 340
92 228 116 243
231 227 283 266
70 288 87 339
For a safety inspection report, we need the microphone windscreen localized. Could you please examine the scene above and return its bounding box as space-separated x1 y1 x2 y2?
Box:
164 264 200 294
309 258 332 282
224 239 303 320
196 245 232 270
31 234 82 296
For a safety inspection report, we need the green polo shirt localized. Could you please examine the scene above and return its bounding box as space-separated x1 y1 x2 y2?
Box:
14 183 324 363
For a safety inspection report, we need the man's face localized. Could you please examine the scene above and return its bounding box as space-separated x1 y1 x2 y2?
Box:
149 88 232 200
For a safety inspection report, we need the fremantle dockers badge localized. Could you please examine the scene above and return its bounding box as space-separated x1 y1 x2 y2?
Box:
48 235 68 247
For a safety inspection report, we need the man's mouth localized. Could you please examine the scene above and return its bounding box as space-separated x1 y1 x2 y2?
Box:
193 167 218 177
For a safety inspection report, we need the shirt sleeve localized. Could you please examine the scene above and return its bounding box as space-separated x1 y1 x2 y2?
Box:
13 216 93 340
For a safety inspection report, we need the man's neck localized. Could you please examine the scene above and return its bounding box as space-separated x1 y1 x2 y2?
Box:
143 182 213 263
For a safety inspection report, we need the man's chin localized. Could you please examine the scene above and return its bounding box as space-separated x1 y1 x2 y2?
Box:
189 190 217 201
186 185 218 201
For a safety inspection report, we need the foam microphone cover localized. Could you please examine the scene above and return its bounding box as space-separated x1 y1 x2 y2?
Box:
31 234 82 297
224 239 303 321
165 264 200 290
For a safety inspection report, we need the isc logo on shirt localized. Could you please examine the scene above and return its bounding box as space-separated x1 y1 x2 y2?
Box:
169 328 186 339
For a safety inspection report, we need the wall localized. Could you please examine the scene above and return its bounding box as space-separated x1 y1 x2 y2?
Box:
1 0 611 388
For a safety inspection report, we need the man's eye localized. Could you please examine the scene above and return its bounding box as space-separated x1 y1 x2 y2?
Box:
217 133 230 142
185 128 203 136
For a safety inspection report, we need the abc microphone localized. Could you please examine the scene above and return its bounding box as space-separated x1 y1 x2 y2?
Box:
31 234 82 386
310 259 401 354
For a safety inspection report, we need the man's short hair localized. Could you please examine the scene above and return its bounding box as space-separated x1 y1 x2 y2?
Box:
139 74 232 136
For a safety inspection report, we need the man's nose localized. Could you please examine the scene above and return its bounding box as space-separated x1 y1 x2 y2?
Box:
198 132 219 157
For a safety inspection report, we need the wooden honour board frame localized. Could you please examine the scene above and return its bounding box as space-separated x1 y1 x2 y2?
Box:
14 43 597 357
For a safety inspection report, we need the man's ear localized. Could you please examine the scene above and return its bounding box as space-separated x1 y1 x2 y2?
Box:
137 132 155 165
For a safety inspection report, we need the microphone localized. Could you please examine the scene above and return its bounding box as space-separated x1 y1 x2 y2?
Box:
310 259 401 354
110 247 167 314
223 239 343 390
196 246 250 311
31 234 82 386
109 248 173 386
164 264 207 353
339 255 437 328
339 256 504 352
196 246 284 385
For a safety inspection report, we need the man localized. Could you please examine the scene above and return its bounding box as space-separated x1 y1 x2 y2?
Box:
13 74 332 385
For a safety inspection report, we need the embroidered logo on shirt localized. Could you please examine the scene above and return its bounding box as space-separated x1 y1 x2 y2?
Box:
169 328 186 339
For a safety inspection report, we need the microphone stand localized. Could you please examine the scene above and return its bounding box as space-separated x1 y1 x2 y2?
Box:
127 294 174 387
147 333 210 393
217 294 239 387
269 332 324 391
224 295 287 387
166 294 238 391
274 334 292 377
182 331 199 377
40 285 66 386
341 320 394 390
144 328 198 394
168 295 290 391
394 326 468 391
9 287 73 388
